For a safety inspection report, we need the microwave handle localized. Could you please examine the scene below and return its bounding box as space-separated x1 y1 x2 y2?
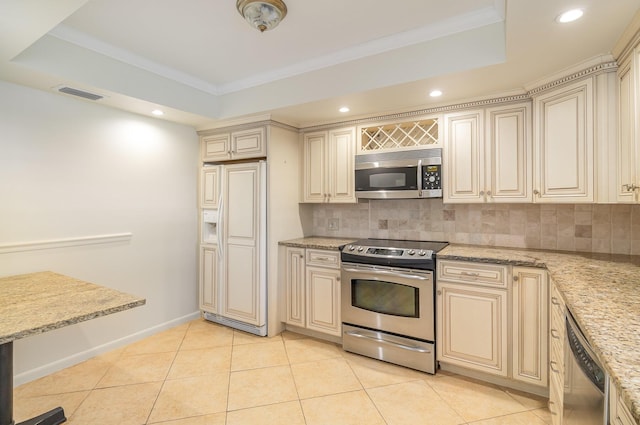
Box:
417 159 424 193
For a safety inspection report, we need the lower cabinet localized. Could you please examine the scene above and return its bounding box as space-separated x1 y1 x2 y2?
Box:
283 246 341 337
610 377 637 425
548 281 565 425
437 260 548 389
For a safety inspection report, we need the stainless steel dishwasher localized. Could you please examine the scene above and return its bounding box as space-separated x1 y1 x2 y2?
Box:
563 310 608 425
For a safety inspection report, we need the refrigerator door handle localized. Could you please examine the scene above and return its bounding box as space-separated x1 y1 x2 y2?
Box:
217 195 223 259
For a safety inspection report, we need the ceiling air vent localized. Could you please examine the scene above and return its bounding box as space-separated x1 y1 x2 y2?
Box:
58 86 104 101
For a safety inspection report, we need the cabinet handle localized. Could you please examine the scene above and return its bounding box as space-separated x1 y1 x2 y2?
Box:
533 189 540 197
551 296 560 306
550 328 560 339
461 271 480 278
623 183 639 192
550 360 560 373
513 275 519 282
437 290 442 295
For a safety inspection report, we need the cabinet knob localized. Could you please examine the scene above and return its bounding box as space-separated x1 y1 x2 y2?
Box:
479 190 484 196
513 276 519 282
486 190 492 196
437 290 442 295
533 189 540 196
623 183 639 192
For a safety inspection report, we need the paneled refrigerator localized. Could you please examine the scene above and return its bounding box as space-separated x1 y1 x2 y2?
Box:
199 161 267 336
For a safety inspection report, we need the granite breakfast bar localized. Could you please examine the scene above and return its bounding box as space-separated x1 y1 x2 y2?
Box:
0 271 145 425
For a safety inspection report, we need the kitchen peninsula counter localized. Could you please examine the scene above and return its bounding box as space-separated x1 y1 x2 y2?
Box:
439 244 640 424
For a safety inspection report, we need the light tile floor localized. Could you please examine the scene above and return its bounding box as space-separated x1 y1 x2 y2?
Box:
14 319 552 425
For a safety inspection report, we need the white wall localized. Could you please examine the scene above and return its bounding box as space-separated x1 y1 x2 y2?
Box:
0 81 200 384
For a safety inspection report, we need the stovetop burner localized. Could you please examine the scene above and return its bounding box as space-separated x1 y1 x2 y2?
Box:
340 239 448 270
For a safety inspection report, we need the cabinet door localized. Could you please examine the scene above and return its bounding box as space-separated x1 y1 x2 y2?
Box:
444 110 485 203
534 78 594 202
200 166 220 209
306 266 341 336
328 127 356 203
199 245 218 313
609 377 637 425
284 247 306 327
302 131 328 203
201 134 231 162
437 282 508 376
221 162 263 325
231 127 266 159
486 103 532 202
512 267 548 387
617 56 639 202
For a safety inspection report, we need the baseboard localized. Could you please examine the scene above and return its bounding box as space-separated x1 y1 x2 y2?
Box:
14 311 201 386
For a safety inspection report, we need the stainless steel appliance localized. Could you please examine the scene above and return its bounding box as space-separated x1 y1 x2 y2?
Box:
340 239 448 373
355 148 442 199
564 310 608 425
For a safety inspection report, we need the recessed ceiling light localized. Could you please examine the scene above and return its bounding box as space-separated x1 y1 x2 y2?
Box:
339 106 350 113
556 9 584 23
430 90 443 97
151 109 164 116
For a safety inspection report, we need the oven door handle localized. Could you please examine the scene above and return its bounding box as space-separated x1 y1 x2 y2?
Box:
344 330 432 353
342 267 429 281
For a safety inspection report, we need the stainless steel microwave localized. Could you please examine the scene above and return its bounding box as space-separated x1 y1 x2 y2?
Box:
355 148 442 199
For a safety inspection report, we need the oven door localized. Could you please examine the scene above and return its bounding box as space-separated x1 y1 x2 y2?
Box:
341 263 434 341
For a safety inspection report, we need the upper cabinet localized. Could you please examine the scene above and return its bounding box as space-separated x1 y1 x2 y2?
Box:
532 78 595 203
201 127 266 162
617 42 640 202
444 103 532 203
302 127 356 203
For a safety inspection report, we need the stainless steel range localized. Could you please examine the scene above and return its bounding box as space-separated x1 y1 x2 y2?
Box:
340 239 448 374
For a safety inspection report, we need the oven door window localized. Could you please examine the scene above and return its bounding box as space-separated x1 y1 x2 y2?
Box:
355 167 418 191
351 279 419 317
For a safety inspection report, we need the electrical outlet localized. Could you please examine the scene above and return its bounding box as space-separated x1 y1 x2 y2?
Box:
328 218 339 231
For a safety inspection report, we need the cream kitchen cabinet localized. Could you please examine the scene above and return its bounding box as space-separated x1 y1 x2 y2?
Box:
616 42 640 203
437 260 549 390
199 245 218 313
302 127 356 203
512 267 548 387
283 248 342 337
437 260 509 376
200 127 266 162
548 281 565 425
200 166 220 209
610 377 638 425
443 103 531 203
532 78 594 202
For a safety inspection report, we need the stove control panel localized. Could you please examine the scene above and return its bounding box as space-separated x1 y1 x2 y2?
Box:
345 244 434 259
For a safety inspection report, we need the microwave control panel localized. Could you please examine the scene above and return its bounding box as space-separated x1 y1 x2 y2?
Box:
422 165 442 190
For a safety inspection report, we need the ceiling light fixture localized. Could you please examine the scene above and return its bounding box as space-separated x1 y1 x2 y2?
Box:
339 106 350 113
556 9 584 23
151 109 164 116
237 0 287 32
430 90 443 97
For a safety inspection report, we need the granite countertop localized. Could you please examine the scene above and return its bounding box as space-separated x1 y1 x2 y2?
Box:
0 271 146 344
279 236 358 250
439 244 640 423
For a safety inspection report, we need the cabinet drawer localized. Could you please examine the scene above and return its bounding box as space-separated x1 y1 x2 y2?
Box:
438 260 509 288
306 249 340 269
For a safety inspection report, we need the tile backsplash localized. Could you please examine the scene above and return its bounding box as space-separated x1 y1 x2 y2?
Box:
311 200 640 255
